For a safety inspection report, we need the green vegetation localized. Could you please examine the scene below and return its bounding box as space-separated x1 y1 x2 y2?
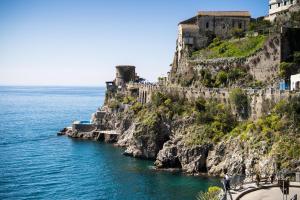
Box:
107 87 300 169
229 96 300 168
196 186 222 200
229 88 250 119
184 98 236 146
249 18 272 33
192 35 266 59
279 62 299 79
107 100 120 110
198 67 251 88
231 28 245 39
294 51 300 64
290 10 300 27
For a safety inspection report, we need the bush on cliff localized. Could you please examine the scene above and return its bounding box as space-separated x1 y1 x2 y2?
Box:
249 18 272 33
228 96 300 169
185 99 237 146
196 186 222 200
279 62 298 79
107 100 120 110
230 88 249 119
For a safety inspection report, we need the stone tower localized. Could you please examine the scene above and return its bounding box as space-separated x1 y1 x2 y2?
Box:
115 65 136 87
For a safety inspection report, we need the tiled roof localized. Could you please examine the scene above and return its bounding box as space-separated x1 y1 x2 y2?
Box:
198 11 251 17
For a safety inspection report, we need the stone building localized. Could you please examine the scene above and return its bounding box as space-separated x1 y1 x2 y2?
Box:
267 0 300 21
115 65 136 87
177 11 251 56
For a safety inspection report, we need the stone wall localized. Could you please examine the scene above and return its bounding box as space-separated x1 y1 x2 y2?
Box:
131 83 297 120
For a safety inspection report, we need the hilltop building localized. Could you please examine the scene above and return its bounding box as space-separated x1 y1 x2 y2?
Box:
267 0 300 21
177 11 251 59
115 65 136 87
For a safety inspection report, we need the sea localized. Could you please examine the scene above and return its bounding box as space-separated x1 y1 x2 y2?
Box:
0 86 220 200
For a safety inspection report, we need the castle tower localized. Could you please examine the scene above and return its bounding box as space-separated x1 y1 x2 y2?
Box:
115 65 136 87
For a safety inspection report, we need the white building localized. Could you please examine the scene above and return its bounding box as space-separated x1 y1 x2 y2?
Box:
267 0 299 21
291 73 300 90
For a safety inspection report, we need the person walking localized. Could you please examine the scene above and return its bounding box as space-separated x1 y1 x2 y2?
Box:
256 172 261 187
222 169 233 200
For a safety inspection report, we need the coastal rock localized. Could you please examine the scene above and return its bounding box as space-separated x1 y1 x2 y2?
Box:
118 118 170 159
155 135 212 173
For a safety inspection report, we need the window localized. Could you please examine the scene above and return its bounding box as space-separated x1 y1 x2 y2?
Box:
206 22 209 29
284 1 287 5
270 5 272 9
239 23 242 29
223 24 226 29
278 3 281 7
291 0 294 4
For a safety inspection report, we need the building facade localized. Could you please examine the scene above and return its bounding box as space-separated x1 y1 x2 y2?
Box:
267 0 300 21
177 11 251 57
291 73 300 90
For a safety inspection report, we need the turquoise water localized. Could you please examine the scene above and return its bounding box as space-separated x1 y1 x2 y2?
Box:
0 86 220 200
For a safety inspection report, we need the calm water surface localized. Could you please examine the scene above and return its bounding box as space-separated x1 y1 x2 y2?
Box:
0 86 219 200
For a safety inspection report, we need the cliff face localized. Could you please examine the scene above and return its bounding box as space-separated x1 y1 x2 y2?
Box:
95 91 300 178
170 35 282 88
60 12 300 178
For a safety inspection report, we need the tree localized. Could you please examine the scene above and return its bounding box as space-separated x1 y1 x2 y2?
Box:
231 28 245 39
230 88 249 119
279 62 297 79
216 71 228 86
249 19 272 33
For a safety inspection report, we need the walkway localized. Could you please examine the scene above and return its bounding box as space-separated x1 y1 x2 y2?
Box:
227 182 300 200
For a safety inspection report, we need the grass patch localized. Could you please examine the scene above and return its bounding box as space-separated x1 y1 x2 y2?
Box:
192 35 267 59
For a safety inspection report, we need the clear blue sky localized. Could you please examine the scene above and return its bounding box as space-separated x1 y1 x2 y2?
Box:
0 0 268 86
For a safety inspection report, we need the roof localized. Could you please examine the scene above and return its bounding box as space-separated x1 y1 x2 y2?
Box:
197 11 251 17
116 65 135 68
178 16 197 25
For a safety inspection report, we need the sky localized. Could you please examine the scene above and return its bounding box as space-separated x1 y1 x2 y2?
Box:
0 0 269 86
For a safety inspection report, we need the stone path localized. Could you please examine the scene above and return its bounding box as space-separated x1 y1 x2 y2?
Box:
227 182 300 200
240 187 300 200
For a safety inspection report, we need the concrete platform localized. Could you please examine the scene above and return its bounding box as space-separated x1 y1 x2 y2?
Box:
228 182 300 200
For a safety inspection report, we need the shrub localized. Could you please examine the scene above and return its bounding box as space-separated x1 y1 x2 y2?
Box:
249 19 272 32
200 69 214 87
196 186 222 200
131 102 143 114
294 51 300 64
107 100 119 110
216 71 228 86
231 28 245 39
123 96 136 104
279 62 297 79
230 88 249 119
